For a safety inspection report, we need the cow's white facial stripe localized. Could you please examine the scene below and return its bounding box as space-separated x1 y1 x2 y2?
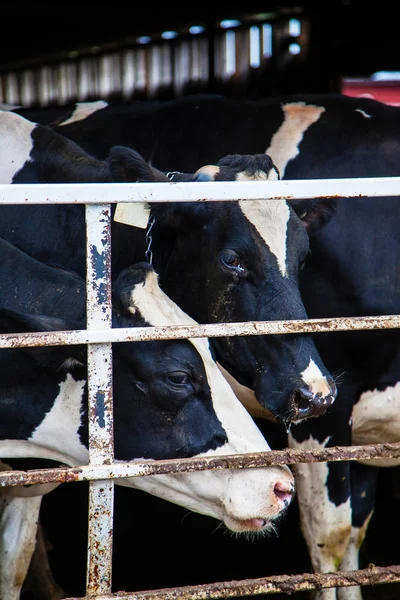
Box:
266 102 325 178
0 111 35 183
235 162 290 277
239 198 290 277
58 100 108 126
301 358 332 399
352 381 400 467
30 374 88 465
289 433 351 574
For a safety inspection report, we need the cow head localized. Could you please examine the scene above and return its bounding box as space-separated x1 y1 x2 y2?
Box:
0 260 294 534
108 151 337 426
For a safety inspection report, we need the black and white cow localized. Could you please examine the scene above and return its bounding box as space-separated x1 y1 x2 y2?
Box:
0 237 295 599
0 109 336 426
14 93 400 600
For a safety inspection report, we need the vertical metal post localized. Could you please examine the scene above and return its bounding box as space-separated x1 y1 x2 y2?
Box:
85 204 114 596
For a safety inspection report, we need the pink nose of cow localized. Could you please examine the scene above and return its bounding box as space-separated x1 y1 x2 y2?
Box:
274 480 295 505
296 381 337 419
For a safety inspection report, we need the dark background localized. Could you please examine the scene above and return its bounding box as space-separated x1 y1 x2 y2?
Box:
2 1 399 83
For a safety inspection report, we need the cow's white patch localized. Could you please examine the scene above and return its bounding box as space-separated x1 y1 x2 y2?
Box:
266 102 325 178
30 374 88 465
352 381 400 467
239 198 290 277
355 108 372 119
0 111 35 183
237 165 290 276
289 433 351 578
58 100 108 126
301 358 332 400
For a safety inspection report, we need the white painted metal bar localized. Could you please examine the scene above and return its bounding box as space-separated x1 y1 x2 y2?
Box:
0 176 400 204
85 204 114 596
1 313 400 349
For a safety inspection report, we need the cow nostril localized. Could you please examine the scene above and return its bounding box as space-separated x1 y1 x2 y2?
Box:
294 386 335 419
295 387 315 417
274 481 294 505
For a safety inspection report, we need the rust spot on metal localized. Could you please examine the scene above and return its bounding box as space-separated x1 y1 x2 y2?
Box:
0 466 82 487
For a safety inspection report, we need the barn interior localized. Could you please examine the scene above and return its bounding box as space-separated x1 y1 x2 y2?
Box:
1 1 400 599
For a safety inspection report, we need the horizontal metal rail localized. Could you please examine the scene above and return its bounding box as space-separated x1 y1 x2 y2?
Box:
1 313 400 349
0 176 400 204
1 442 399 488
62 565 400 600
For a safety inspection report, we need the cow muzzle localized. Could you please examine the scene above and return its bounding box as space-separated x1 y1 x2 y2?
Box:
294 379 337 420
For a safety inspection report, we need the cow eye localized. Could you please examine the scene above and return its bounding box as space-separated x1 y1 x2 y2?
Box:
221 250 241 269
165 371 191 386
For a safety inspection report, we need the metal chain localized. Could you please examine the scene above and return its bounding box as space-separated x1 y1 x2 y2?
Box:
145 214 156 265
166 171 181 181
144 173 177 264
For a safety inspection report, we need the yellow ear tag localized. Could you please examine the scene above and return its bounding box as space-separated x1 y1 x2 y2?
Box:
114 202 151 229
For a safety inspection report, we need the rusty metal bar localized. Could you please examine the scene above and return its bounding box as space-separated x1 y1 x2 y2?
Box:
62 565 400 599
2 313 400 350
1 176 400 205
85 204 114 596
1 442 400 489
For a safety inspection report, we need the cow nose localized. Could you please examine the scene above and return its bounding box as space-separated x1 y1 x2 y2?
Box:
295 383 337 419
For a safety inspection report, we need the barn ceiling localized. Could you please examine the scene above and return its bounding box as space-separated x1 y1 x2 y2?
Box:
1 0 398 76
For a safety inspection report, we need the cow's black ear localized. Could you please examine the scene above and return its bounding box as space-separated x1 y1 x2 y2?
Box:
290 199 337 232
112 262 156 317
0 308 86 371
107 146 170 183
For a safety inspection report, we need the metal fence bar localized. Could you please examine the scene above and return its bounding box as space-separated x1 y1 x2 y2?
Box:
1 313 400 349
1 176 400 204
62 565 400 600
85 204 114 596
0 442 400 488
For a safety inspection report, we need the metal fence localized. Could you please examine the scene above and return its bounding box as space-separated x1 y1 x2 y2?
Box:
1 177 400 599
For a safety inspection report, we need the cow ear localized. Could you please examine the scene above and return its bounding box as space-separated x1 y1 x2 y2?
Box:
107 146 170 183
290 199 337 232
112 262 156 318
0 308 86 370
